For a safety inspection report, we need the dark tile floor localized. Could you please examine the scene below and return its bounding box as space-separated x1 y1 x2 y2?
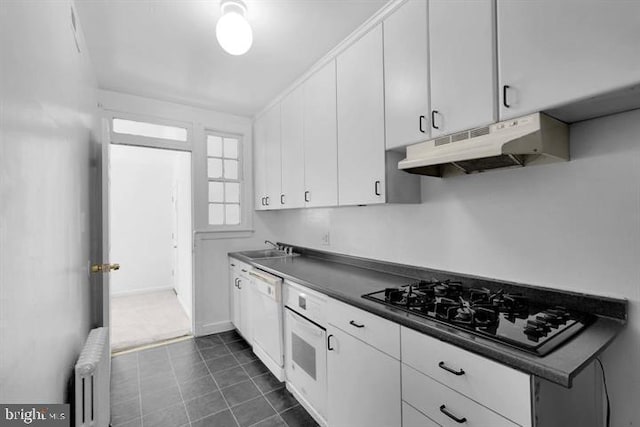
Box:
111 330 319 427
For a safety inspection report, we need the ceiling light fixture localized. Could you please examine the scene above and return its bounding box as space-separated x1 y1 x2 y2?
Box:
216 0 253 56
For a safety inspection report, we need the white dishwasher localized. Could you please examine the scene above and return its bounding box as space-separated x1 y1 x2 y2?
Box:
249 268 285 380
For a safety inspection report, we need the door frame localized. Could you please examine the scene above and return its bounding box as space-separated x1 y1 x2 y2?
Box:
103 110 196 336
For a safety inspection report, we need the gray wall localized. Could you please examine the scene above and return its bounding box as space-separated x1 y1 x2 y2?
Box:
0 1 98 402
257 109 640 426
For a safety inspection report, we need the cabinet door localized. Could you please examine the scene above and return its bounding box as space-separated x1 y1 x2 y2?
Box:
383 0 430 149
498 0 640 120
238 277 252 342
429 0 497 136
229 261 241 329
264 105 282 210
231 273 241 331
303 60 338 208
337 25 386 206
280 86 305 209
327 326 401 427
253 116 268 211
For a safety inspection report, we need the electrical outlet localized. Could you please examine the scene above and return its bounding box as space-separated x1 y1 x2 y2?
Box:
321 232 330 246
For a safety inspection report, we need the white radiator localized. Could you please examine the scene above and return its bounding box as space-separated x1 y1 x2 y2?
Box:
75 327 110 427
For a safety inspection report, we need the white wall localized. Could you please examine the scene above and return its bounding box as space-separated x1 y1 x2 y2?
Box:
0 1 97 402
257 109 640 426
109 145 191 300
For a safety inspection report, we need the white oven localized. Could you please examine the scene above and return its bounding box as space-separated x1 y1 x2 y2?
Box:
284 281 327 426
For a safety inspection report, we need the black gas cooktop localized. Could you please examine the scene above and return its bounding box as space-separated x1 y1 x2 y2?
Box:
363 279 595 356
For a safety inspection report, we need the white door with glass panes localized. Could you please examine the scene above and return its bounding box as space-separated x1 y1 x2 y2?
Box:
497 0 640 120
280 86 305 209
429 0 497 137
303 60 338 208
206 133 241 225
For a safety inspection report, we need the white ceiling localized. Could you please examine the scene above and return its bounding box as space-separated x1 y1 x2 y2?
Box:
76 0 389 117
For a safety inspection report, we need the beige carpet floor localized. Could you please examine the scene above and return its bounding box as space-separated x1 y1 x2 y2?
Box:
111 289 191 352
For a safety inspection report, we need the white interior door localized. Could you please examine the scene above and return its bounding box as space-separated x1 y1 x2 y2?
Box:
91 117 113 331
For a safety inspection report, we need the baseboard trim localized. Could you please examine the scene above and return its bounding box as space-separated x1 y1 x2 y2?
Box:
111 286 174 297
195 320 234 337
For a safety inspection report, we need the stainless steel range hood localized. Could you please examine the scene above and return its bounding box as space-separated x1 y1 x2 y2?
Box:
398 113 569 177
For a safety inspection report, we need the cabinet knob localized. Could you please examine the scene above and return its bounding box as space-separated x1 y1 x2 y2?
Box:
419 115 426 133
265 196 270 206
374 180 381 196
327 334 335 351
304 191 310 203
280 194 285 205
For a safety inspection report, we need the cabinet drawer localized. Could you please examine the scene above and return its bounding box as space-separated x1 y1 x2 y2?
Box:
401 327 531 427
328 298 400 359
403 364 520 427
230 259 251 274
402 402 440 427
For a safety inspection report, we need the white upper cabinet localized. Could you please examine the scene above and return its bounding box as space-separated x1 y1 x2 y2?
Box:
383 0 430 149
264 105 282 209
280 86 305 209
429 0 497 136
337 25 386 206
498 0 640 120
253 115 268 211
303 60 338 208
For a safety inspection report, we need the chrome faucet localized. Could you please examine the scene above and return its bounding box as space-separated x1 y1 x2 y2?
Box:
265 240 279 250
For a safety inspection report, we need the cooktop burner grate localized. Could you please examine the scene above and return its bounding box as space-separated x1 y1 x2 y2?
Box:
362 279 595 356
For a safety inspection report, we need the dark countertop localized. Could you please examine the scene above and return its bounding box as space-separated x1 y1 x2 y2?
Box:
229 249 626 388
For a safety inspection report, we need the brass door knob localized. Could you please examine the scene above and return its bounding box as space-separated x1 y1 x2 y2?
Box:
91 263 120 273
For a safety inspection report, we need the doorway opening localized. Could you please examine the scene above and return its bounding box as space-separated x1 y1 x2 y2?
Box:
108 144 193 352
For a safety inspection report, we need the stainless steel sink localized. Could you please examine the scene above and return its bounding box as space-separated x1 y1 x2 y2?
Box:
241 249 298 260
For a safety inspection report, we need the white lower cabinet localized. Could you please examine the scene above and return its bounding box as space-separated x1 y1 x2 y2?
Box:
229 258 253 342
401 326 531 426
403 364 519 427
326 299 401 427
326 325 401 427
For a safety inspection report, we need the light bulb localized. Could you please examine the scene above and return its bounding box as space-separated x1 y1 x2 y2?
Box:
216 8 253 56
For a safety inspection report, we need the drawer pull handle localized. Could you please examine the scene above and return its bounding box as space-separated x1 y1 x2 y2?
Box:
327 334 335 351
439 405 467 423
438 361 465 376
349 320 365 328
